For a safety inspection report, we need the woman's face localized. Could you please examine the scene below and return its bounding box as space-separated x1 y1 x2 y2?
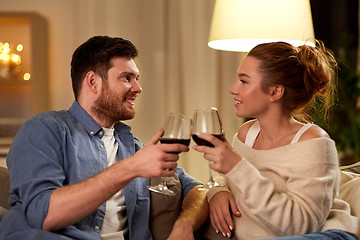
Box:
229 56 272 118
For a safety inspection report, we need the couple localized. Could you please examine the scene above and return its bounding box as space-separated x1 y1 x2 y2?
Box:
0 36 357 240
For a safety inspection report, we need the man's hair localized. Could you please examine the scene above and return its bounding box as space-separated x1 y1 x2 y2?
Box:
70 36 138 99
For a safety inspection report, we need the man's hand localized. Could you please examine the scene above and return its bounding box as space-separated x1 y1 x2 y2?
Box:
168 185 208 240
42 129 189 232
130 129 189 178
209 191 241 238
167 220 194 240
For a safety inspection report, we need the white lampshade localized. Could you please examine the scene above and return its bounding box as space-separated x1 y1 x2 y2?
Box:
208 0 315 52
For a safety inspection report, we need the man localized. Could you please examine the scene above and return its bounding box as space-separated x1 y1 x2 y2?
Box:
0 36 208 239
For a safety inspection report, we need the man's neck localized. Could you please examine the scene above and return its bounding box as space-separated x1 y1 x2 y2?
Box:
78 100 115 128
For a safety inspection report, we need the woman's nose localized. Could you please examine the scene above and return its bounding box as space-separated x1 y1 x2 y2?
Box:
229 81 238 95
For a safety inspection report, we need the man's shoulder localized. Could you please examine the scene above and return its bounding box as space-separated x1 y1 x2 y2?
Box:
29 110 73 125
33 109 71 120
19 110 75 135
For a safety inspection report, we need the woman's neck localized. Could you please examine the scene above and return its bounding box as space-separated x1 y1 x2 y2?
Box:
254 116 302 150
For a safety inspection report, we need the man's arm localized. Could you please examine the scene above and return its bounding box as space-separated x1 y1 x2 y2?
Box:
42 130 188 231
168 185 209 240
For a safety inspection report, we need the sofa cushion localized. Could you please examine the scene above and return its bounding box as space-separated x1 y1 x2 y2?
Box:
339 164 360 238
0 167 10 210
149 176 182 240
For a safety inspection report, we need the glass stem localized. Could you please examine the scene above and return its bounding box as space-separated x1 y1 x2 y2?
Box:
208 166 214 183
162 178 167 187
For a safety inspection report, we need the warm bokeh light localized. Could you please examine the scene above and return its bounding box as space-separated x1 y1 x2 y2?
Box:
0 53 10 62
16 44 23 52
0 41 29 81
11 54 21 65
23 73 31 81
3 46 9 54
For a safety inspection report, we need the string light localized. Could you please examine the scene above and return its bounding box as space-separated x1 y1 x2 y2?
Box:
0 42 30 81
23 73 31 81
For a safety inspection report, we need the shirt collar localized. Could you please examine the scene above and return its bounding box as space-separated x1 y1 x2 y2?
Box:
114 121 132 135
68 101 103 138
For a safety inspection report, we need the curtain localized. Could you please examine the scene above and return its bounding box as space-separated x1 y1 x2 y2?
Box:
71 0 246 182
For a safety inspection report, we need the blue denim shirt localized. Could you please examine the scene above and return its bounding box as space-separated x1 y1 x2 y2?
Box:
0 101 200 240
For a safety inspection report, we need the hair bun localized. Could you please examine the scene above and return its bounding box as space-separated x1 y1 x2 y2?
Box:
296 42 337 96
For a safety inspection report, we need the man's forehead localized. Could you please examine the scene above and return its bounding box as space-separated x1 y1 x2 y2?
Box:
110 57 139 74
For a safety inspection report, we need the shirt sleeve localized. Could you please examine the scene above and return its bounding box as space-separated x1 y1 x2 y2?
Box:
133 136 144 152
7 115 66 229
175 168 201 200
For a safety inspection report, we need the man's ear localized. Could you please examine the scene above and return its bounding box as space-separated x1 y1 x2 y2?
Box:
84 71 100 94
269 85 284 102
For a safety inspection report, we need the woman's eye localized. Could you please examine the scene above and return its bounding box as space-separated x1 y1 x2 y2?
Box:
240 79 247 84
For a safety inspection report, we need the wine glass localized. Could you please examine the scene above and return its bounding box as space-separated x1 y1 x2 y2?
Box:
147 112 191 196
191 107 224 190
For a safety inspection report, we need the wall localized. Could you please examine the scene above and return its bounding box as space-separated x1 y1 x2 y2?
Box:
0 0 245 182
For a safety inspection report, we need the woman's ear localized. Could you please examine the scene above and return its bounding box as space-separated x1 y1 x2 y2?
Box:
269 85 285 102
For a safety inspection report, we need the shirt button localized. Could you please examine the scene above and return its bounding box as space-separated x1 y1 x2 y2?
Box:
100 144 104 149
94 225 100 230
90 131 94 135
99 131 103 135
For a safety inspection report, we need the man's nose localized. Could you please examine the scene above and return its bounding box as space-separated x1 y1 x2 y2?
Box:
131 80 142 93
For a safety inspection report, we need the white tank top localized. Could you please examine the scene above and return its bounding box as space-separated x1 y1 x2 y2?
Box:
245 121 313 148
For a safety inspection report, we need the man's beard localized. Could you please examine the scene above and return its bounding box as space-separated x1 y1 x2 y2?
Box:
92 83 136 124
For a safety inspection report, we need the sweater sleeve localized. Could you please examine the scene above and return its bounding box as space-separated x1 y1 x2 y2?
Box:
225 138 340 236
206 174 231 202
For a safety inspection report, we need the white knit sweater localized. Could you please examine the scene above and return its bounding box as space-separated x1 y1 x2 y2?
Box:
207 136 358 239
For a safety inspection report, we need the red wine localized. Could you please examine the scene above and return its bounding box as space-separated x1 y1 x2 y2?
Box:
192 134 224 147
160 138 191 146
160 138 191 154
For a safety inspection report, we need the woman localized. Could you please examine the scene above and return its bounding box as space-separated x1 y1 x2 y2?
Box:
193 41 358 239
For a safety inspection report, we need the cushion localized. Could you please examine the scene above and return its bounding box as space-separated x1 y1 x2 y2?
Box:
149 176 182 240
0 167 10 210
339 165 360 238
340 163 360 219
340 161 360 174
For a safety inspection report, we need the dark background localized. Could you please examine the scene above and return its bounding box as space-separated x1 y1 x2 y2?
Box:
311 0 358 69
310 0 360 165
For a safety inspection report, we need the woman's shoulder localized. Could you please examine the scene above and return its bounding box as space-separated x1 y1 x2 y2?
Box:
237 119 257 143
298 124 331 142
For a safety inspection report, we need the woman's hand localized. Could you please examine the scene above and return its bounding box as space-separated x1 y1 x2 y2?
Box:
192 132 242 174
209 191 241 238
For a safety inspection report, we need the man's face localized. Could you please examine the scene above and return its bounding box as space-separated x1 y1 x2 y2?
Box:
92 57 141 123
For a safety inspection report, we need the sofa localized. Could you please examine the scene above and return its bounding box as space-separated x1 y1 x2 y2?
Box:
0 166 10 221
338 161 360 238
0 163 360 238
